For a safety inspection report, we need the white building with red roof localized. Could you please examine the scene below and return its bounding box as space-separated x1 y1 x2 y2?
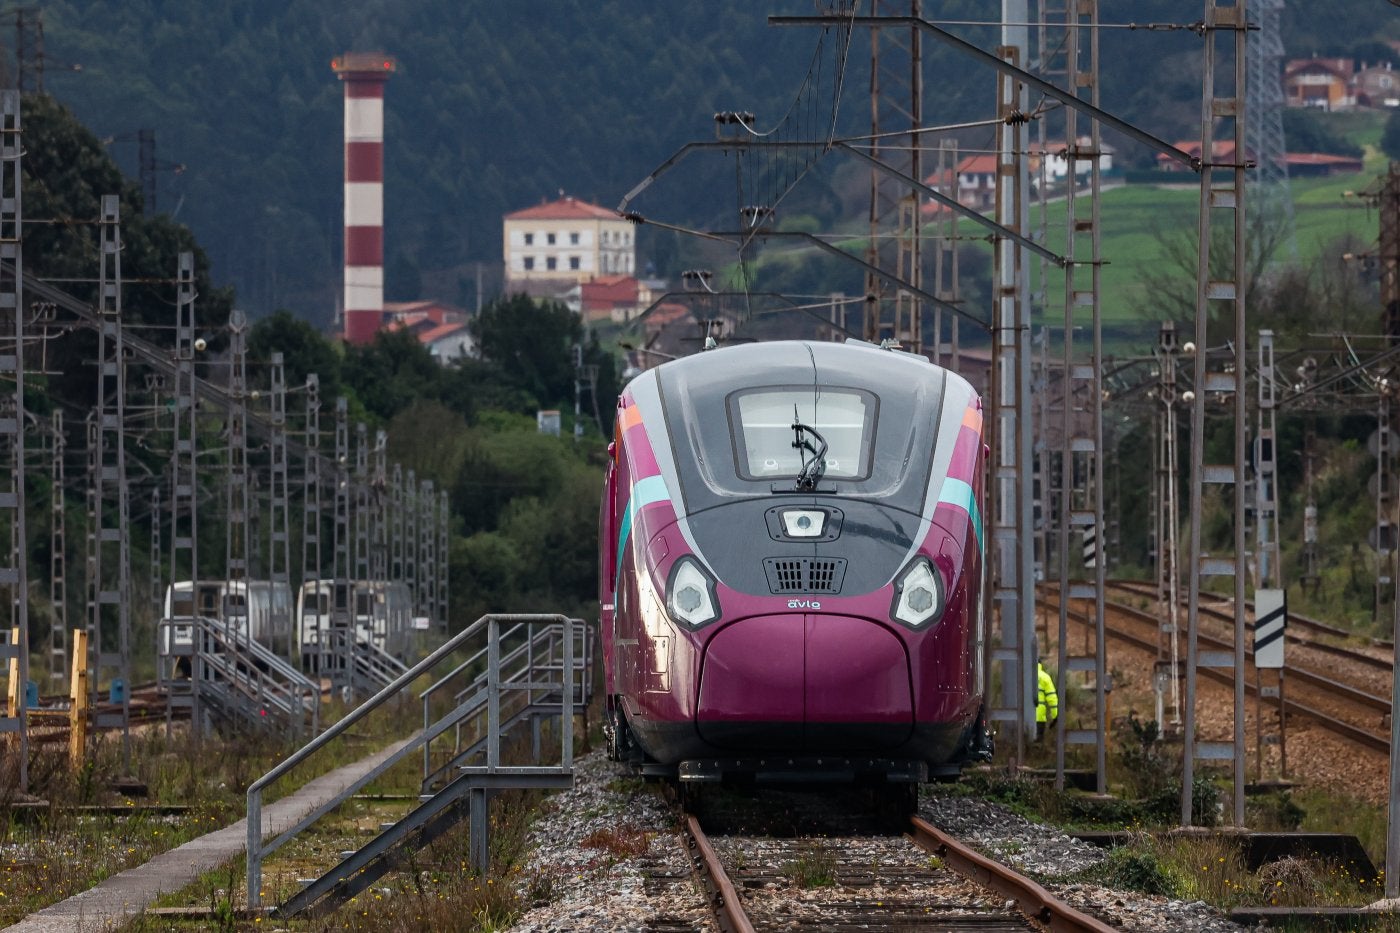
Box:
503 194 636 290
419 321 475 362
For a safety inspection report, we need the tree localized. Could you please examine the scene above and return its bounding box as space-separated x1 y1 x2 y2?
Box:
1284 108 1364 158
1383 109 1400 162
1137 209 1295 340
342 328 445 422
248 309 344 400
472 294 581 407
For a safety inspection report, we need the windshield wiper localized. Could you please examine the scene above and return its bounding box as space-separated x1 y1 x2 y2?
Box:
791 410 828 492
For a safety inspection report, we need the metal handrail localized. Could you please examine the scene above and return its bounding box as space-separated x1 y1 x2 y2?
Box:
420 621 589 780
246 613 577 911
158 616 320 734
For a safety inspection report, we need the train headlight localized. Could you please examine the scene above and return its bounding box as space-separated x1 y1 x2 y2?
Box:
666 556 720 628
890 557 945 629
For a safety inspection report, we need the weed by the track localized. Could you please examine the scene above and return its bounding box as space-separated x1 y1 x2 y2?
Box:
580 823 650 859
783 842 838 888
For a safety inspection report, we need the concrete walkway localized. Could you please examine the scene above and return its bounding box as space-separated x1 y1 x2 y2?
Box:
4 735 418 933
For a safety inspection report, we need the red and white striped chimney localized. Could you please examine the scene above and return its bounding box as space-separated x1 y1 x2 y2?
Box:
332 51 395 344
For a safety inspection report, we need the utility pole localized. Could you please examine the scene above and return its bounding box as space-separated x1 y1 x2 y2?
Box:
149 483 161 620
92 194 130 771
329 397 351 691
1301 426 1320 595
49 410 65 688
420 479 436 628
438 488 449 632
0 90 26 788
372 429 387 585
354 423 369 593
269 352 291 657
404 469 418 621
225 309 251 636
1053 0 1109 795
301 373 321 664
987 7 1036 755
1245 0 1295 258
1182 0 1250 829
390 463 403 587
862 0 923 351
932 139 961 369
13 7 43 95
1382 163 1400 343
1155 323 1183 729
167 252 199 735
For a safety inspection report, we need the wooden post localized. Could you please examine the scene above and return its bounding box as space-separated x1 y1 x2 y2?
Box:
6 626 17 717
6 627 18 768
69 629 88 770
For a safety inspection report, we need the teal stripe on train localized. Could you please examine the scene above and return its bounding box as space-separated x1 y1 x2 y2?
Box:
614 474 671 590
936 478 984 555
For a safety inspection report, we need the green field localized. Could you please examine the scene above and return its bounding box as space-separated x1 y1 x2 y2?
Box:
729 111 1391 353
1032 149 1388 352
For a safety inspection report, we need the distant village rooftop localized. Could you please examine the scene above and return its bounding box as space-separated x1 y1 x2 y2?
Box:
504 195 618 222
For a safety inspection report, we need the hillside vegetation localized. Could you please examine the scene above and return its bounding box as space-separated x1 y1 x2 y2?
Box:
28 1 1400 326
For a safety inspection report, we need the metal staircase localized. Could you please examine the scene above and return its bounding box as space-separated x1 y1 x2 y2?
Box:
157 616 319 737
317 626 410 699
247 613 590 919
419 618 592 792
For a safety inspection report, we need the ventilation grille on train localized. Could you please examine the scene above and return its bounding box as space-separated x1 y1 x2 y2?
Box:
762 558 847 595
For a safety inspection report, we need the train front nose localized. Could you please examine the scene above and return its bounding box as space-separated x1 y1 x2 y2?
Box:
695 614 914 752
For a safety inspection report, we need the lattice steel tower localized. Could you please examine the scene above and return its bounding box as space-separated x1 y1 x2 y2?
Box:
300 374 321 645
91 194 131 768
1245 0 1294 256
0 91 26 788
48 411 65 687
268 353 292 656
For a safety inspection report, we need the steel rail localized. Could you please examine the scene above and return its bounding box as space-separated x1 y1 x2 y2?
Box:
1108 579 1394 671
683 813 754 933
907 816 1117 933
1048 597 1390 753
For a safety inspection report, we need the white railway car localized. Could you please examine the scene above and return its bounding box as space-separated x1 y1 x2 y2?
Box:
297 580 414 663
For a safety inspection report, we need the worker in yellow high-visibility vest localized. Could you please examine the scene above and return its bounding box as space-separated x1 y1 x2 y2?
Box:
1036 661 1058 740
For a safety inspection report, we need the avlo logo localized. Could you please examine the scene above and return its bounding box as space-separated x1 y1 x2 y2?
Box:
786 598 821 610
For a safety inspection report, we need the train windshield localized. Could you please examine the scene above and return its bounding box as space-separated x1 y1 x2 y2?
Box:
652 341 954 515
729 387 874 482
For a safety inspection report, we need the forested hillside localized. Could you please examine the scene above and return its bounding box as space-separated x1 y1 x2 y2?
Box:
28 2 1400 326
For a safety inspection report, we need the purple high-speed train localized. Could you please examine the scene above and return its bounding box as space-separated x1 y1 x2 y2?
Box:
600 340 990 802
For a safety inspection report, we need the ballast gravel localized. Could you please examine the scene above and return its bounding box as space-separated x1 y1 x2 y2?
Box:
507 750 1252 933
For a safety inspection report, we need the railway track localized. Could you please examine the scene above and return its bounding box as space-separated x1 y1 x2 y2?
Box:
1106 579 1394 673
680 807 1114 932
1049 594 1392 753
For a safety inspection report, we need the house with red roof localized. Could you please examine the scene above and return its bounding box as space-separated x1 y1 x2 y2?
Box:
381 299 475 363
1356 62 1400 108
503 194 636 292
419 321 475 362
918 155 997 214
1284 57 1357 111
562 274 655 324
